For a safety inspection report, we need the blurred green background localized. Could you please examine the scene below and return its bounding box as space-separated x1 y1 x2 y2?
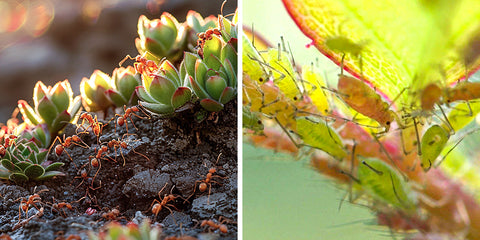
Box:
243 0 397 239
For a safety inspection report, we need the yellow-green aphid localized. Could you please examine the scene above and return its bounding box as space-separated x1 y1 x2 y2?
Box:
420 125 449 171
301 64 330 114
260 47 301 100
242 106 264 133
295 116 347 160
325 36 364 59
357 157 416 210
242 32 268 83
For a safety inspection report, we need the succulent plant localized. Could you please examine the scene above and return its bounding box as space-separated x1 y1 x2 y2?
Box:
89 220 161 240
136 13 188 64
136 60 192 116
18 80 82 141
0 138 64 183
105 66 141 108
184 32 237 111
80 70 115 113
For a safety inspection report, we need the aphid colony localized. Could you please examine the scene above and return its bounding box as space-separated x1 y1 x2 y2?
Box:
242 34 480 226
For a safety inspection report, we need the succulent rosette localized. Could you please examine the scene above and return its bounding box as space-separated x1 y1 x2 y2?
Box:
80 70 115 113
105 66 141 107
136 60 192 116
183 31 237 112
136 13 188 63
18 80 81 140
0 138 64 183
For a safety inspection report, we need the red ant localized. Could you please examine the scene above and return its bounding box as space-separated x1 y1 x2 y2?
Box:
106 136 150 166
48 197 74 217
75 168 102 191
16 188 48 223
200 219 228 233
77 112 103 143
48 134 88 168
102 208 123 221
188 153 227 203
113 105 150 135
148 183 180 220
119 54 158 75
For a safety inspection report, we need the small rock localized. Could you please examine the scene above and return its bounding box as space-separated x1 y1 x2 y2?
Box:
122 170 172 199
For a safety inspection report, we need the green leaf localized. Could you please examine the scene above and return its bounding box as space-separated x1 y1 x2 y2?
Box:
18 100 40 126
171 87 191 109
203 35 224 70
37 171 65 180
200 99 224 112
282 0 480 106
139 101 174 115
44 162 64 172
10 173 29 183
24 164 45 179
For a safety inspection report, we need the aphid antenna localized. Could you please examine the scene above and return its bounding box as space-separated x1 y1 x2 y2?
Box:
435 127 480 168
371 133 409 181
389 173 409 209
435 103 455 135
361 161 384 176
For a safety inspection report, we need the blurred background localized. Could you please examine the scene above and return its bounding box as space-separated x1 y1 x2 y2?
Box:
243 0 394 239
0 0 236 122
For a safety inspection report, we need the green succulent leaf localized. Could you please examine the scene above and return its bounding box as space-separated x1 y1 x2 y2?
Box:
218 86 236 104
37 96 58 126
203 35 224 70
139 101 174 115
1 159 17 172
50 110 71 135
205 75 227 100
44 162 64 172
136 86 157 103
37 171 65 180
194 60 209 88
171 87 192 109
50 81 71 112
184 52 200 77
24 164 45 179
149 76 177 104
200 99 224 112
189 76 210 100
33 81 48 107
18 100 40 126
159 60 182 87
10 173 28 183
17 162 32 171
105 89 128 107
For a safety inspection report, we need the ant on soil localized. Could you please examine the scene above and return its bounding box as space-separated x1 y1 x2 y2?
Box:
16 188 48 223
77 112 104 144
101 207 125 221
105 135 150 166
110 105 151 135
47 197 74 217
148 183 182 221
48 134 89 168
187 153 227 203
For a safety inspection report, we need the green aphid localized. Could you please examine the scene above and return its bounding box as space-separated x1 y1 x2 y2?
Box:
242 106 264 133
420 125 449 171
325 36 364 58
296 116 347 160
357 157 417 210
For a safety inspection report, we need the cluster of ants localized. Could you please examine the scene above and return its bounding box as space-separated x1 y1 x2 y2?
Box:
21 104 233 234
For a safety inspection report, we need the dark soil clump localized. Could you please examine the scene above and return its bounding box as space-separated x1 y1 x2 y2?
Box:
0 101 237 239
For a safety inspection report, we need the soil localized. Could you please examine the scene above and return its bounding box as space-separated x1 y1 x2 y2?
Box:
0 101 237 240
